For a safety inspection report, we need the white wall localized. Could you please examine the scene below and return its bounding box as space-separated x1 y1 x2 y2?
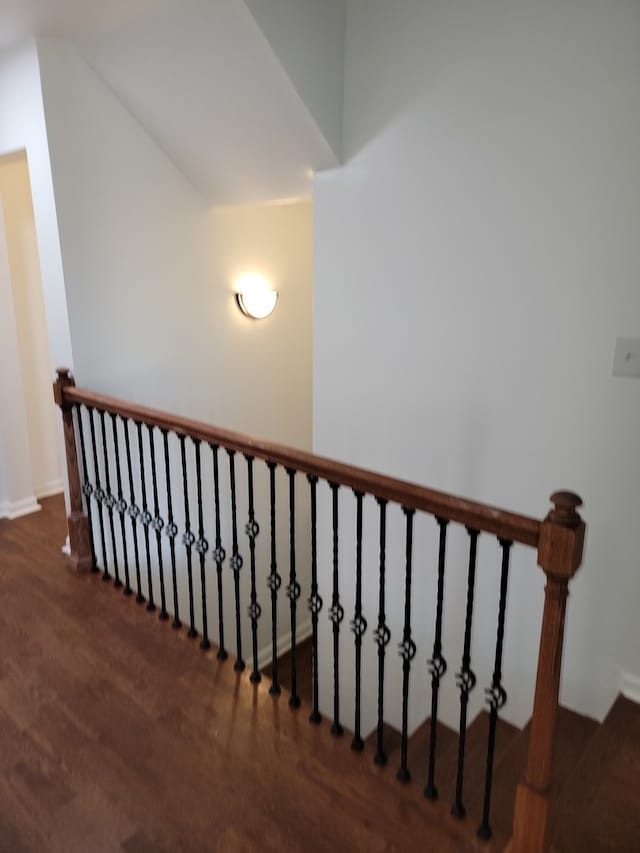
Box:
205 201 313 448
244 0 345 161
0 151 62 499
314 0 640 728
37 37 207 400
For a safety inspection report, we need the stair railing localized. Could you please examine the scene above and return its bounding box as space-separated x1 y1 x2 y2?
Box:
54 367 585 852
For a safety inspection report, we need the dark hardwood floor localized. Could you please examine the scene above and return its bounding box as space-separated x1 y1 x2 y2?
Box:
0 496 638 852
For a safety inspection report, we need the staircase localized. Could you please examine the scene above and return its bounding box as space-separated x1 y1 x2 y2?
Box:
267 639 639 852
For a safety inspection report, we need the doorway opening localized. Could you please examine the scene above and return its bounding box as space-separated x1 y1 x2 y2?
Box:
0 150 62 519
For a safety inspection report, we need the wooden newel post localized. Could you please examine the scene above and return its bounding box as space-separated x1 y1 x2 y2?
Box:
510 491 585 853
53 368 93 572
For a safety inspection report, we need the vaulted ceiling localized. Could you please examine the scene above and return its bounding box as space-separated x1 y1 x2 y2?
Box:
0 0 345 205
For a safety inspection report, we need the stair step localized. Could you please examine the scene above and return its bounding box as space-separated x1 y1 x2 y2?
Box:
383 718 455 786
552 695 640 852
261 637 314 705
455 710 520 821
480 704 600 845
364 722 403 761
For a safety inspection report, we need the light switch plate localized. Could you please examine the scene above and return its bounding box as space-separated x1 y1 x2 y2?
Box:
613 338 640 378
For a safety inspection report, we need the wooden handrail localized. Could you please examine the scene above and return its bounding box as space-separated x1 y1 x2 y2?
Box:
58 375 541 547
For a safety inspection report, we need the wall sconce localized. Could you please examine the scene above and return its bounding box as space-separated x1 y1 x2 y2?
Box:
235 273 278 320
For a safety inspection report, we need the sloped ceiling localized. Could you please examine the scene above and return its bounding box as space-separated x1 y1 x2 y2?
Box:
244 0 345 163
0 0 343 205
0 0 155 51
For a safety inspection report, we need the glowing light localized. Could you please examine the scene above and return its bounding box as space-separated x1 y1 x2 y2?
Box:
235 273 278 320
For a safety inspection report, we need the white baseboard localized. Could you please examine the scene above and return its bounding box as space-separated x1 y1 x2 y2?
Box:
621 671 640 705
257 619 313 671
0 496 41 520
34 478 64 499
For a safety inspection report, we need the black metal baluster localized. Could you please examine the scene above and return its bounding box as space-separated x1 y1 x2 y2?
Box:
267 463 281 695
228 450 245 671
397 507 417 784
452 528 480 819
123 418 144 603
329 483 344 736
162 429 181 629
211 445 227 659
477 539 512 841
425 518 449 800
179 435 197 638
307 475 321 721
88 407 108 577
74 405 97 572
99 409 119 586
373 498 390 765
193 440 210 648
110 414 130 594
350 491 367 751
286 469 301 708
245 456 261 683
136 422 155 612
148 425 168 621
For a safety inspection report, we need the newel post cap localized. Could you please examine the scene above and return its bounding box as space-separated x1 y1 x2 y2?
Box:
538 491 585 579
53 366 75 407
547 491 583 528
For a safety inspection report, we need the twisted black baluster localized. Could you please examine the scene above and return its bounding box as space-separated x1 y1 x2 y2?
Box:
179 435 197 638
194 440 210 648
99 409 122 587
329 483 344 736
74 405 97 572
88 407 108 577
425 517 449 800
373 498 390 765
136 422 155 612
148 425 168 621
267 463 281 694
245 456 261 683
350 491 367 752
477 539 512 841
99 409 119 586
307 475 322 722
110 414 130 594
162 430 181 629
286 468 301 708
228 450 245 671
98 414 116 580
123 419 144 603
397 507 417 784
211 445 227 659
452 528 480 819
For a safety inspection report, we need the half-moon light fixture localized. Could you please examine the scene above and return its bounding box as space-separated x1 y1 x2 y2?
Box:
235 273 278 320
